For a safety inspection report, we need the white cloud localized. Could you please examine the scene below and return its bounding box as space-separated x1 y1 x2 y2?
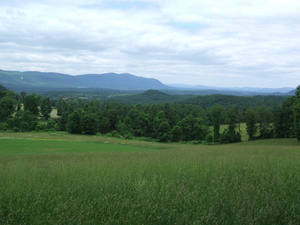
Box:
0 0 300 88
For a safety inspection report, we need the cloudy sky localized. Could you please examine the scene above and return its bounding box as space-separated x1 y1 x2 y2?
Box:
1 0 300 88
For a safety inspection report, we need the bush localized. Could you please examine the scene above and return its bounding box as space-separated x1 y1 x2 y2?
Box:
36 124 47 131
111 130 120 138
20 122 30 132
219 129 242 144
205 133 213 143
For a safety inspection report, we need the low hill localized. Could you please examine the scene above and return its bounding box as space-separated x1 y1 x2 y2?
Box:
106 90 288 108
109 89 185 104
0 70 169 92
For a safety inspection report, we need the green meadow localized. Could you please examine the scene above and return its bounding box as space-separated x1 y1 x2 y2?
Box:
0 132 299 224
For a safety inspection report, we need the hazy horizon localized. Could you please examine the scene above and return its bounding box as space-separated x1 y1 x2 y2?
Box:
1 0 300 88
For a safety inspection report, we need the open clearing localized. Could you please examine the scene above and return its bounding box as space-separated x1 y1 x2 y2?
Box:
0 132 299 224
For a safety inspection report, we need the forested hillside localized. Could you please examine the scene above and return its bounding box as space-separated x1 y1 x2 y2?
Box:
0 84 7 91
1 85 300 143
42 89 288 107
0 70 169 91
181 94 288 108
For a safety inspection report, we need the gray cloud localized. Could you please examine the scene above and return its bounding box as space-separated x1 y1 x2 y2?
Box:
0 0 300 88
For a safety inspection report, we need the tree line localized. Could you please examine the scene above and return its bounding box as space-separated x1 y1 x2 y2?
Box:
0 86 300 143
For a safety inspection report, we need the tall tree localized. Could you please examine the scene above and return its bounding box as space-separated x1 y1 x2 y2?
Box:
67 110 83 134
20 92 27 103
82 113 99 135
40 98 52 120
210 105 224 142
245 108 258 140
178 115 209 141
171 125 183 142
273 96 296 138
0 96 17 121
293 87 300 141
256 106 273 139
24 94 41 116
219 107 241 143
57 96 67 116
6 110 38 131
98 117 110 134
157 121 171 142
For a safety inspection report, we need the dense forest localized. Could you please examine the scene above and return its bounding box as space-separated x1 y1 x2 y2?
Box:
0 85 300 143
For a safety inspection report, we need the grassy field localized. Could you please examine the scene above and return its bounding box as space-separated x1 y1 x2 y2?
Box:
0 132 299 224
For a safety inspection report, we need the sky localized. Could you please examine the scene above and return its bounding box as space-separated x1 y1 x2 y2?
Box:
1 0 300 88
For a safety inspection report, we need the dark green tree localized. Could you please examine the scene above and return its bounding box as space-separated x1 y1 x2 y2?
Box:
55 112 68 131
153 111 169 138
256 106 273 139
82 113 99 135
245 108 258 140
84 100 101 114
219 107 241 143
67 110 83 134
0 96 17 121
273 96 296 138
293 98 300 141
20 92 27 103
99 117 110 134
24 94 41 116
6 110 38 131
117 122 132 138
57 96 67 116
210 105 224 142
40 98 52 120
157 121 171 142
179 115 209 141
171 125 183 142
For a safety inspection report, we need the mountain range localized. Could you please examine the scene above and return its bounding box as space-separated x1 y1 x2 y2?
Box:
0 70 168 92
0 69 296 95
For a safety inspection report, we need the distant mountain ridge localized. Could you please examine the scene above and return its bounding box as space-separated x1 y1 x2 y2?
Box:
168 83 294 94
0 69 296 95
0 70 169 91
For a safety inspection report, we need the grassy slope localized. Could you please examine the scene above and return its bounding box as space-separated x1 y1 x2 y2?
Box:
0 132 299 224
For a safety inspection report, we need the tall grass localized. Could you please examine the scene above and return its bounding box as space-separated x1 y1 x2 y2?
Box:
0 134 299 224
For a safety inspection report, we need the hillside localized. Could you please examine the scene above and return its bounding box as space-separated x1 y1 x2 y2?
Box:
0 84 7 91
0 70 169 91
105 90 288 107
180 94 288 108
108 89 185 104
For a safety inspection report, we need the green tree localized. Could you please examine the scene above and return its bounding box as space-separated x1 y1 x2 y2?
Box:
99 117 110 134
273 96 296 138
24 94 41 116
245 108 258 140
67 110 83 134
82 113 99 135
295 85 300 98
20 92 27 103
210 105 224 142
0 96 17 121
57 96 67 116
293 98 300 141
6 110 38 131
179 115 209 141
40 98 52 120
84 100 101 114
56 112 68 131
171 125 183 142
157 121 171 142
220 107 241 143
117 122 132 138
256 106 273 139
